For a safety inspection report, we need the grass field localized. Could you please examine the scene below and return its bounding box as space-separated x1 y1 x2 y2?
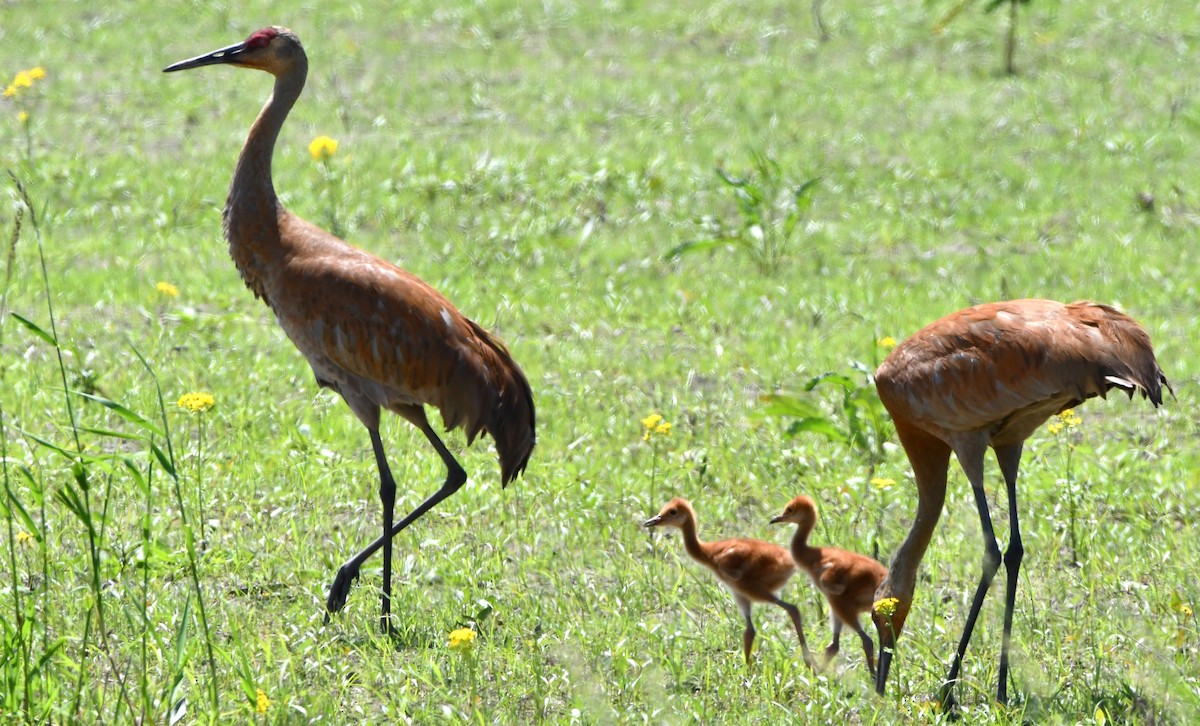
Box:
2 0 1198 722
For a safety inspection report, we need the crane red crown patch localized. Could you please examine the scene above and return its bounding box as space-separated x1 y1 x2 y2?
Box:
245 27 279 49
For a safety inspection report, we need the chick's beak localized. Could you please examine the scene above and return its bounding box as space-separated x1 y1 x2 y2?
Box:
164 40 249 73
643 515 663 528
769 514 788 524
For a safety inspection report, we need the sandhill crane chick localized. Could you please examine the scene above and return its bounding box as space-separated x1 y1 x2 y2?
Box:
645 497 816 667
771 495 887 677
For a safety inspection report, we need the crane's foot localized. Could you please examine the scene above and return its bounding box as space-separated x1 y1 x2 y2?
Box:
936 683 960 718
325 562 361 618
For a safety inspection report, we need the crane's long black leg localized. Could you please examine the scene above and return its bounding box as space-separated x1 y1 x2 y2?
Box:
939 447 1000 710
373 429 396 635
995 444 1024 705
325 416 467 619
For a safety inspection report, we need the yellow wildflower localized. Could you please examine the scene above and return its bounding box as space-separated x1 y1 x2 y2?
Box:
877 336 896 349
448 627 476 650
870 477 895 491
12 71 33 88
1173 598 1194 617
873 597 899 618
28 67 46 80
15 530 34 546
18 110 28 124
308 135 338 161
641 413 672 441
177 392 215 413
156 281 179 297
1048 408 1081 435
2 85 15 98
255 688 270 714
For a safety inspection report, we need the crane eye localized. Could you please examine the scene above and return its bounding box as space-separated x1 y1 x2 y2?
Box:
667 508 677 516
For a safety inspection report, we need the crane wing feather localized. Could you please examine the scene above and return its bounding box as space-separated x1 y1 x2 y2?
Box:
877 300 1168 442
263 215 534 482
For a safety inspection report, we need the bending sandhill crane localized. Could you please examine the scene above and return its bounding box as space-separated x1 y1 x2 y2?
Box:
870 299 1169 706
771 495 887 677
164 27 535 633
645 498 817 667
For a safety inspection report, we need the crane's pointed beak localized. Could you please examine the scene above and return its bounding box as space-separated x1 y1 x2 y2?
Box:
769 514 787 524
875 646 892 695
643 515 663 528
163 41 249 73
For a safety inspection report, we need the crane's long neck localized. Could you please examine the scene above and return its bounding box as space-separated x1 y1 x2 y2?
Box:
223 61 307 300
230 66 305 207
678 516 710 566
877 423 950 610
789 521 820 572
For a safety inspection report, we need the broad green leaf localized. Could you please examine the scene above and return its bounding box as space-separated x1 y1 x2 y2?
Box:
19 429 100 463
10 312 57 346
758 394 825 419
786 417 849 443
792 176 820 214
4 486 42 543
664 238 741 261
150 441 177 478
75 392 164 436
79 425 147 442
804 372 856 392
29 637 67 679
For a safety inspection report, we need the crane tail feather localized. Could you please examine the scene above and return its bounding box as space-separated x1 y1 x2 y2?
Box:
466 320 536 487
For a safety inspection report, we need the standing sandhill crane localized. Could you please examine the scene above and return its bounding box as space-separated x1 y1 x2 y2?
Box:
869 299 1169 707
164 27 535 633
645 498 818 667
771 495 887 677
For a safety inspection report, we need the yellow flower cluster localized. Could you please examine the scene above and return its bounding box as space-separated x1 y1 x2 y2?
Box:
448 627 476 650
4 66 46 99
177 392 215 413
255 688 270 714
876 335 897 349
869 477 895 491
15 530 34 547
1046 408 1082 435
641 413 672 441
873 597 899 618
308 135 338 161
156 281 179 298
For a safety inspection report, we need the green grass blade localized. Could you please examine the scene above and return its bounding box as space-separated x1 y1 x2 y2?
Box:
9 312 56 346
73 393 164 437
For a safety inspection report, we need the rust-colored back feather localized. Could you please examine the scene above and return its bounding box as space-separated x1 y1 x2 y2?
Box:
876 299 1169 445
255 213 535 485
